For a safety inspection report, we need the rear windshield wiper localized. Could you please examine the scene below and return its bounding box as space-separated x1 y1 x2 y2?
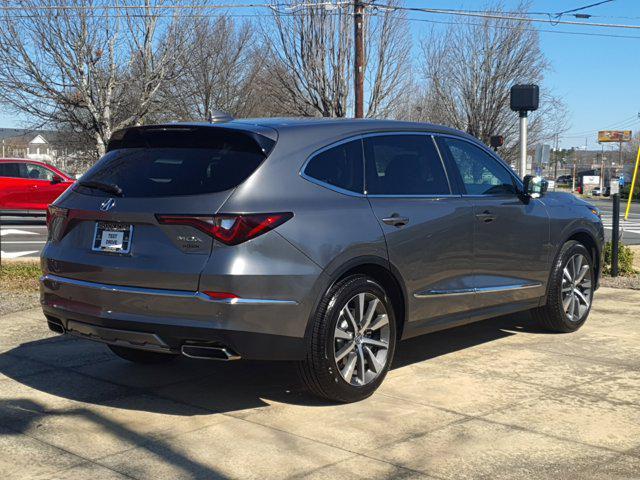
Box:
78 180 123 197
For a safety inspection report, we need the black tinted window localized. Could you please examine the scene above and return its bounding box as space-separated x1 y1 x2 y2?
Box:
442 138 516 195
304 140 364 193
0 162 27 178
79 128 271 197
363 135 450 195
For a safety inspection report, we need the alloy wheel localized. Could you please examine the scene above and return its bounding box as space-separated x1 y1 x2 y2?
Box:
333 292 390 386
561 253 592 322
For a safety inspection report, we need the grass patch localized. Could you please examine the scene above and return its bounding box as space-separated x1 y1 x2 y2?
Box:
0 260 41 292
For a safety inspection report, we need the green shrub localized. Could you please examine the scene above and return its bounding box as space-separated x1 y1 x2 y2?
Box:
620 184 640 200
602 241 635 276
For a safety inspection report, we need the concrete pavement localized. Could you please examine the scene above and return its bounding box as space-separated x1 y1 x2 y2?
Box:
1 287 640 479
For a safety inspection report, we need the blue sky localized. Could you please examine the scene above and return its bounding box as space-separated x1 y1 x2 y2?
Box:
405 0 640 149
1 0 638 151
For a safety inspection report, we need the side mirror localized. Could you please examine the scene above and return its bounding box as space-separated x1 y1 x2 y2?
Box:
523 175 547 198
51 175 63 184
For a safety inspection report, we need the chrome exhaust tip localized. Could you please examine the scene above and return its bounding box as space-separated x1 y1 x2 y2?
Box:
181 344 241 361
46 317 65 334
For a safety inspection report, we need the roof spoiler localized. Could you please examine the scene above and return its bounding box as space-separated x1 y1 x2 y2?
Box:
107 124 276 156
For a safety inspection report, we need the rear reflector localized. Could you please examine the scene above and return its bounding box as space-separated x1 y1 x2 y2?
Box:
202 291 238 300
156 212 293 246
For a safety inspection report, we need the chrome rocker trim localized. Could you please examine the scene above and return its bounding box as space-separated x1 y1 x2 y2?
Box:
40 274 298 306
414 282 543 298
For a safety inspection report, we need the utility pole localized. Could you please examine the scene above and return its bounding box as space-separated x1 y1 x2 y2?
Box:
553 133 559 181
354 0 364 118
572 148 577 192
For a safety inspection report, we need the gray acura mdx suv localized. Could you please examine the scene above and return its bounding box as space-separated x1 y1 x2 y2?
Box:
41 119 604 402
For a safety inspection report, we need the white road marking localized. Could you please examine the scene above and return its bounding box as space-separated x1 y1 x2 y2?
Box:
0 250 38 259
2 241 46 244
0 228 38 236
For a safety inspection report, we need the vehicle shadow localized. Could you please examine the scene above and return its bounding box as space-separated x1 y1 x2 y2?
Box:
0 310 548 418
0 397 233 479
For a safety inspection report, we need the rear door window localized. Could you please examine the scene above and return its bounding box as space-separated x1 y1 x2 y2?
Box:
304 139 364 194
77 127 274 197
0 162 27 178
363 134 450 195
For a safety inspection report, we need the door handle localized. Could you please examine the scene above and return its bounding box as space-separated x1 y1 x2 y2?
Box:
475 210 496 223
382 214 409 227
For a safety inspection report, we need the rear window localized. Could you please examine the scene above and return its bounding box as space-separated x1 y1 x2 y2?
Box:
77 127 274 197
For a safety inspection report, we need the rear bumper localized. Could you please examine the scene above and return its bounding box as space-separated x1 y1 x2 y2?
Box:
40 274 308 360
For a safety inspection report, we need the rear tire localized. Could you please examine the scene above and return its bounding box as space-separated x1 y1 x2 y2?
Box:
108 344 177 364
298 274 397 403
532 240 594 333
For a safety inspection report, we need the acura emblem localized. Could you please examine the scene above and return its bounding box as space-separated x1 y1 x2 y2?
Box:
100 198 116 211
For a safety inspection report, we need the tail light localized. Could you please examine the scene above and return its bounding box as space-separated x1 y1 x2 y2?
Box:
46 205 69 241
156 212 293 246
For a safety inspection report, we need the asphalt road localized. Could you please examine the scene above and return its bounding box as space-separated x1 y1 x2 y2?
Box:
587 197 640 245
0 216 47 259
2 198 639 259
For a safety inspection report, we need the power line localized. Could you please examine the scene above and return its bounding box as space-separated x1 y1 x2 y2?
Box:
395 14 640 40
555 0 615 18
364 3 640 31
2 1 640 32
562 120 640 139
565 115 640 136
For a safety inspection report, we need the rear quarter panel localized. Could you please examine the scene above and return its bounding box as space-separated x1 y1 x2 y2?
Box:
217 127 389 334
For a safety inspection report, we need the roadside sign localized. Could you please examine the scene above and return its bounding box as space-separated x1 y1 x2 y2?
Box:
583 175 600 185
546 179 556 190
598 130 632 143
610 181 620 195
535 144 551 165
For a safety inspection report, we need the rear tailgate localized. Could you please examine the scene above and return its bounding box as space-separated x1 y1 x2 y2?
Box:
44 193 232 290
42 124 276 291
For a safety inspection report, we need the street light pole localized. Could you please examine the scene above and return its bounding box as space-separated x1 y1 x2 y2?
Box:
519 111 528 178
510 85 538 179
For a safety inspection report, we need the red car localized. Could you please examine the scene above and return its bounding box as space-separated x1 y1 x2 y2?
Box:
0 159 75 215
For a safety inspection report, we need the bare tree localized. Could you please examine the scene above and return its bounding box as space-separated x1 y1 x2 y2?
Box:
412 2 568 162
0 0 187 156
159 16 264 121
362 3 412 118
261 0 411 118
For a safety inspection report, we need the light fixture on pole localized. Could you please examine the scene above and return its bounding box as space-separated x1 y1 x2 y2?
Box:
510 85 539 178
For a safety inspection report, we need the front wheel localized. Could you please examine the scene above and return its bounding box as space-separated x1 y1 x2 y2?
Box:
532 240 594 333
298 274 397 403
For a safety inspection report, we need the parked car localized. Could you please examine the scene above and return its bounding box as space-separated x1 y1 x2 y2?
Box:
0 158 75 215
591 186 610 197
556 175 572 185
40 120 604 402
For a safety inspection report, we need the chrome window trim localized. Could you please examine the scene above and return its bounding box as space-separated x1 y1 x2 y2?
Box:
41 274 298 305
432 132 524 196
300 130 463 199
366 194 462 199
414 282 543 298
